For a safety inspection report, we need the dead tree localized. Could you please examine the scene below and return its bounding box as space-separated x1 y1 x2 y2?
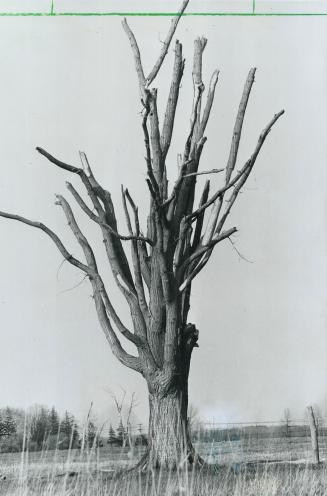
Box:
0 0 284 469
106 389 138 447
307 406 320 464
126 392 138 448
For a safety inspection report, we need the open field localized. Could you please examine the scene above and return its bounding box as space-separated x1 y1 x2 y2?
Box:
0 457 326 496
0 435 327 495
1 434 326 479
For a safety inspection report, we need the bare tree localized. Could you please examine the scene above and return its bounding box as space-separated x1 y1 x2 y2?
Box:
106 389 138 448
312 404 324 427
307 405 320 464
0 0 284 469
126 393 138 449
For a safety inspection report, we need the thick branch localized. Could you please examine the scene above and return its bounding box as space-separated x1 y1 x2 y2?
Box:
148 89 163 187
191 36 207 144
188 161 252 221
225 68 256 184
184 85 204 162
161 40 185 159
173 216 190 272
0 210 90 274
55 194 97 270
92 291 143 372
180 109 285 292
164 158 192 212
122 187 150 324
0 207 144 366
67 181 153 245
171 62 206 229
36 149 160 370
198 69 220 138
146 0 189 85
36 147 82 174
121 18 146 92
179 228 237 292
216 109 285 235
36 150 153 354
163 301 180 366
142 92 160 199
183 168 223 178
181 227 237 276
191 179 210 252
192 37 207 96
138 240 151 289
202 68 256 245
56 195 144 348
36 146 136 292
79 150 94 177
170 87 204 225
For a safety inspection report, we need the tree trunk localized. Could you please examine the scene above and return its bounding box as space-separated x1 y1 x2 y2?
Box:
146 377 195 470
307 406 320 464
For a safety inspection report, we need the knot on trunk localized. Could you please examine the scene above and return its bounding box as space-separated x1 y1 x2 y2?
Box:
182 323 199 350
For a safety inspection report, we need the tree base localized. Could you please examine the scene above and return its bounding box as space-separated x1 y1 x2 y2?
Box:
123 449 206 475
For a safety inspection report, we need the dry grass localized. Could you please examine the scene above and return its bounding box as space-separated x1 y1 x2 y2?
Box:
1 461 327 495
0 442 326 495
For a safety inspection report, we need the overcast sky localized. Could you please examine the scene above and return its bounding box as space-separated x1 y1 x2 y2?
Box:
0 6 326 427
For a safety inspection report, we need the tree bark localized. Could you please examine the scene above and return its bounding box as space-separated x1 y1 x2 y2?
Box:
147 377 193 469
144 322 199 470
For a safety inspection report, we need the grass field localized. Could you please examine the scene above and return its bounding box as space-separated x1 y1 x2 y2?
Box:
0 437 326 495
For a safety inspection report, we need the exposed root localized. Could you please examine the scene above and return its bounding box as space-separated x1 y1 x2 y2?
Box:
126 450 150 473
116 449 208 478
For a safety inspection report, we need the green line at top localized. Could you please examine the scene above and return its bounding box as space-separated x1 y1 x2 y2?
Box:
0 11 327 17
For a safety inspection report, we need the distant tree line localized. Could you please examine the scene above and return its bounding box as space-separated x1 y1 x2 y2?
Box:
0 406 80 453
3 404 326 453
0 405 147 453
193 422 327 443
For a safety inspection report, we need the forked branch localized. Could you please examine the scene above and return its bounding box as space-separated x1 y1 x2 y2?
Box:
122 0 188 91
179 109 285 290
66 181 153 245
56 195 146 354
36 146 137 294
0 207 143 369
178 229 237 292
189 109 285 223
216 109 285 235
181 226 238 275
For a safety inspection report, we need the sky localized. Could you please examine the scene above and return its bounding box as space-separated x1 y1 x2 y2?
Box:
0 4 326 428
